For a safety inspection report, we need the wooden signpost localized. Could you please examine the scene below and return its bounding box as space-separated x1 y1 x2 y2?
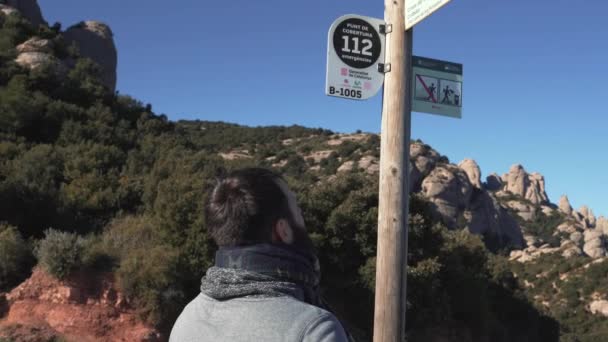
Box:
326 1 457 341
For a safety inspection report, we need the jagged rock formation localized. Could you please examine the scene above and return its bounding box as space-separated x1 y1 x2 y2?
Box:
5 0 45 27
485 173 503 191
465 191 524 248
458 159 482 189
2 1 118 91
409 142 441 192
502 165 549 205
559 195 573 215
63 21 117 91
421 164 472 228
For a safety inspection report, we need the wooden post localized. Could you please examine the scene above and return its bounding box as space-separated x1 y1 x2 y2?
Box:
373 0 413 340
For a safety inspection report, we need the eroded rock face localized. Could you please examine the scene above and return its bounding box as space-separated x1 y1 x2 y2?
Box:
458 159 482 189
421 164 472 228
598 217 608 235
6 0 45 27
578 206 597 228
504 200 536 221
559 195 573 216
503 165 549 205
466 192 524 248
485 173 503 191
409 142 441 192
583 229 607 259
63 21 117 91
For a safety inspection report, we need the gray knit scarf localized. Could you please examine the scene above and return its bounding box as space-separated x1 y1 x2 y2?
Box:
200 243 322 305
200 243 356 341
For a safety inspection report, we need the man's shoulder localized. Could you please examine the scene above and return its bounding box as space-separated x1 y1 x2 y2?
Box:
170 293 348 342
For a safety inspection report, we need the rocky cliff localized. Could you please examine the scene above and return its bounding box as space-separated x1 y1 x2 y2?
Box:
5 0 117 91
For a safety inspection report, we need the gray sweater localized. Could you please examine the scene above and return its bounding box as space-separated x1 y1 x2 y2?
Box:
170 293 349 342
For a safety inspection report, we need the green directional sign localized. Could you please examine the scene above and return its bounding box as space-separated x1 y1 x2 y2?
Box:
411 56 463 118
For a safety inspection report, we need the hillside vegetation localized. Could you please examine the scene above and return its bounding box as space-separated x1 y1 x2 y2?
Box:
0 8 606 342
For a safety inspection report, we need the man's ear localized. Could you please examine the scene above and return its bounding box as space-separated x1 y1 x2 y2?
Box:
274 219 294 244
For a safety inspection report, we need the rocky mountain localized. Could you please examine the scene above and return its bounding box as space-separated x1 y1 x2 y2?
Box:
2 2 608 340
5 0 117 91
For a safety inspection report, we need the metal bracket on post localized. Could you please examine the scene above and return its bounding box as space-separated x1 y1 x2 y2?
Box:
378 63 391 73
379 24 392 34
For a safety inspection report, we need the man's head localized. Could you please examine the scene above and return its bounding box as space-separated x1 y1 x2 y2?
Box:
205 168 313 251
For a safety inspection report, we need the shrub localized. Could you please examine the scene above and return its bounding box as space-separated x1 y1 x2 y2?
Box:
0 223 33 290
35 229 85 279
116 245 182 326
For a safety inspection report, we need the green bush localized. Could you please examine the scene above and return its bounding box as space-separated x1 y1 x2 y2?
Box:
0 223 33 290
116 245 182 326
35 229 85 279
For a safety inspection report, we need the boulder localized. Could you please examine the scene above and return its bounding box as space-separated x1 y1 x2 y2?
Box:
0 4 19 16
570 231 584 246
358 155 379 174
421 165 472 228
16 36 53 54
485 173 503 191
63 21 117 91
558 195 573 216
6 0 46 27
458 159 482 189
561 240 583 258
540 205 554 216
583 229 606 259
590 300 608 317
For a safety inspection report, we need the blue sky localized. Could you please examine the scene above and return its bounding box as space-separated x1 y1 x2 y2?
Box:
39 0 608 217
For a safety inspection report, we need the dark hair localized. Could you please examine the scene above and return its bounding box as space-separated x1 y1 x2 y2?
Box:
205 168 292 246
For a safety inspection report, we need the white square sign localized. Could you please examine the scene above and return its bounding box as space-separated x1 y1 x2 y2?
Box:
325 14 386 100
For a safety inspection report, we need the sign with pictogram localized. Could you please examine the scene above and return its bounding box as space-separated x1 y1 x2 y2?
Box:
412 55 463 118
326 14 386 100
405 0 451 29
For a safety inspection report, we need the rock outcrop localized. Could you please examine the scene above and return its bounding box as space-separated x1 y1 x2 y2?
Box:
583 229 606 259
5 0 45 27
13 37 67 74
598 217 608 235
590 300 608 317
559 195 573 215
63 21 118 91
485 173 503 191
502 165 549 205
458 159 482 189
409 142 441 192
421 164 472 229
465 191 524 248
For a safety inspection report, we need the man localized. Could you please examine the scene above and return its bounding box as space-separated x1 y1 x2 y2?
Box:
170 168 349 342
